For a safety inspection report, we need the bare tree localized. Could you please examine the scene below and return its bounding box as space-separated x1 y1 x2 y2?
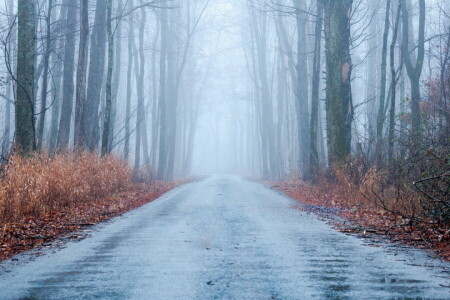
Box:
322 0 354 164
74 0 89 148
57 0 77 149
16 0 37 154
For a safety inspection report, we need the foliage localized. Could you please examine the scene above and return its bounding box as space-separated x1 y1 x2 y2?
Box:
0 152 132 223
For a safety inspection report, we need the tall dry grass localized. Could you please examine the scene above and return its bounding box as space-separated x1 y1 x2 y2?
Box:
0 152 132 223
320 154 448 224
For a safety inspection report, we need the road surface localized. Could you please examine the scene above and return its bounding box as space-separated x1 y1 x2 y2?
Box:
0 175 449 299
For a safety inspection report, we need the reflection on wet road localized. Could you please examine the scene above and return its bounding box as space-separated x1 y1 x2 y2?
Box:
0 175 449 299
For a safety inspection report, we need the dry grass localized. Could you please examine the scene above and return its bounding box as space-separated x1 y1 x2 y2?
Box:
0 152 132 223
272 165 450 260
322 158 447 223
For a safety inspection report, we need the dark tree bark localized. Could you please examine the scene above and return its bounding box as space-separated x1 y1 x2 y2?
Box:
375 0 391 167
101 0 114 156
388 2 402 162
57 0 77 149
322 0 354 164
16 0 36 154
84 0 108 150
74 0 89 148
401 0 425 141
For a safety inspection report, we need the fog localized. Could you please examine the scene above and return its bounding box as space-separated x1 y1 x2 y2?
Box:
0 0 449 181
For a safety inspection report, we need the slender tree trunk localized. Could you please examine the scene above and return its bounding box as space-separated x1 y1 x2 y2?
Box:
157 6 168 179
400 0 425 143
48 2 68 152
4 0 15 151
109 0 123 151
276 54 285 179
164 9 178 180
134 3 146 170
310 1 323 178
293 0 311 180
57 0 77 149
250 7 276 179
150 19 160 167
101 0 114 156
84 0 108 150
16 0 36 154
74 0 89 148
388 2 402 162
124 0 135 159
440 26 450 132
375 0 391 167
37 0 53 149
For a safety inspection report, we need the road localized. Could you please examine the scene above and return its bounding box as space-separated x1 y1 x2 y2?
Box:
0 175 449 299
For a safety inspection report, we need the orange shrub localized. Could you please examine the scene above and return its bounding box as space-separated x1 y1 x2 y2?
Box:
0 152 132 223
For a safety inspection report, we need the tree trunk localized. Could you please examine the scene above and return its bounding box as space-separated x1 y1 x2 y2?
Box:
322 0 354 164
310 0 323 178
124 0 135 160
48 2 68 152
37 0 53 150
375 0 391 167
109 0 123 151
16 0 36 154
84 0 108 150
57 0 77 149
74 0 89 148
157 6 168 179
134 2 147 170
150 19 160 167
101 0 114 156
293 0 311 180
388 2 402 162
401 0 425 142
4 0 16 152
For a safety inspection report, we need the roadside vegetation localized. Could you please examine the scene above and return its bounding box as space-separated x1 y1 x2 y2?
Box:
0 152 177 261
275 65 449 260
0 152 130 223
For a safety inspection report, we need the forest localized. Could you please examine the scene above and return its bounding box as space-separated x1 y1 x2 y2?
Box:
0 0 449 266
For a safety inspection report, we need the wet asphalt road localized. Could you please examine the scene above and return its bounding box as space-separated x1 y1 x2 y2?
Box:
0 175 449 299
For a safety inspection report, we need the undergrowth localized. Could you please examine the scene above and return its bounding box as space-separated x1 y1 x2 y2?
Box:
0 152 132 223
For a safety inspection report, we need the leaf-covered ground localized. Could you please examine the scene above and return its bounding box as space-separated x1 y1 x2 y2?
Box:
269 180 450 261
0 182 179 261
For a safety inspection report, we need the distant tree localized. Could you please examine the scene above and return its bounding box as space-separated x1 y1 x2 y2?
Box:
101 0 114 156
74 0 89 148
292 0 310 180
57 0 77 149
124 0 135 159
48 2 68 152
310 0 324 177
84 0 108 150
37 0 53 150
401 0 425 142
375 0 391 167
